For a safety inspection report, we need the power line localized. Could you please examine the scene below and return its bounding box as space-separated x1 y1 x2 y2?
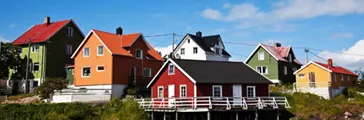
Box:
144 33 173 37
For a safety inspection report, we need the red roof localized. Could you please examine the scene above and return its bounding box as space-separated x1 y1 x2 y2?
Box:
261 44 301 65
92 29 163 61
12 20 71 45
315 62 358 76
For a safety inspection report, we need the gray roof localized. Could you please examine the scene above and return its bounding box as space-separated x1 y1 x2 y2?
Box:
173 59 272 84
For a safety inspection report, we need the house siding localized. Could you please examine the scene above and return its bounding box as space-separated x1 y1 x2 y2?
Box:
151 62 194 98
246 47 279 80
173 36 207 61
74 33 113 86
197 84 269 97
296 63 330 88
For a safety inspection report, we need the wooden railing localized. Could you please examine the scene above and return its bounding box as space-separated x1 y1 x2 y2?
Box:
296 82 331 88
137 96 290 110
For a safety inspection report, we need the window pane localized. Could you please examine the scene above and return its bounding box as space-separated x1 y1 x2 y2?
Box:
97 66 104 71
168 64 175 74
98 46 103 55
193 47 198 54
144 68 151 77
83 67 91 76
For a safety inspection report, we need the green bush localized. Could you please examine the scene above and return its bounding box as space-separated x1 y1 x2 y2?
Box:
35 78 68 99
102 98 146 120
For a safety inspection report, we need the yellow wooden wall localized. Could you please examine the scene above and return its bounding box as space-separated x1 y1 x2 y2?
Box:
295 63 330 88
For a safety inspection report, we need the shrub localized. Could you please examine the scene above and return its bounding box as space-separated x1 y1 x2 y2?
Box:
34 78 68 99
101 98 146 120
127 89 136 95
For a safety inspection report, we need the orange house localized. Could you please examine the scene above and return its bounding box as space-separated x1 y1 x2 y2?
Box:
71 27 163 97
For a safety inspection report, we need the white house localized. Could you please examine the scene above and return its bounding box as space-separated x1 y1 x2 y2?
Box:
173 31 231 61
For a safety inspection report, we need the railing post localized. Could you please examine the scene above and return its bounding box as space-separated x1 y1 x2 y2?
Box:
208 97 212 109
226 97 231 110
272 97 278 109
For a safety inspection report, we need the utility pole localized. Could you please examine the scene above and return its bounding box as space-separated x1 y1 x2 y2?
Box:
25 38 32 93
304 48 309 64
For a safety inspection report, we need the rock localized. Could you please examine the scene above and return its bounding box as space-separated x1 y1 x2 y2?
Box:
345 111 353 117
2 96 41 104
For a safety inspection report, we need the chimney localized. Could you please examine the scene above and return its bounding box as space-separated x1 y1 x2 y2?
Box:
196 31 202 37
274 43 281 47
44 16 50 25
328 59 333 67
116 27 123 35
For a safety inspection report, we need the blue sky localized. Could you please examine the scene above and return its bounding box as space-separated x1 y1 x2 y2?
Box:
1 0 364 70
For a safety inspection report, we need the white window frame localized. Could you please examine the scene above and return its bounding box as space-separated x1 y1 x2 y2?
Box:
158 86 164 98
180 48 185 55
97 45 104 56
81 67 91 77
96 66 104 72
246 86 256 97
212 85 222 97
193 47 198 54
168 63 175 75
256 66 268 74
31 44 40 52
31 62 40 72
284 66 288 75
299 73 305 78
180 85 187 98
67 27 73 36
258 52 264 60
143 68 152 77
341 74 344 81
83 47 90 57
135 49 143 59
65 45 72 54
333 73 337 82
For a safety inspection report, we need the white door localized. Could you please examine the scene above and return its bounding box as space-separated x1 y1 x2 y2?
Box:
168 85 175 107
233 85 242 105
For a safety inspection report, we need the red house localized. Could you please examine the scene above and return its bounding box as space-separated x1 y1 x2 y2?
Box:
147 59 272 99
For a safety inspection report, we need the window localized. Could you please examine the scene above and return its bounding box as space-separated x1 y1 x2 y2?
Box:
180 48 185 55
144 68 152 77
31 44 39 52
215 48 220 55
299 74 305 78
256 66 268 74
309 72 316 88
288 54 292 62
292 67 297 72
216 41 219 45
82 67 91 77
212 85 222 97
341 74 344 81
97 66 104 72
17 48 22 54
193 47 198 54
348 75 351 81
83 47 89 57
97 46 104 56
258 52 264 60
247 86 256 97
187 39 190 43
66 27 73 36
158 86 164 98
168 64 175 75
65 45 72 54
284 66 288 75
31 62 39 72
136 49 143 59
180 85 187 97
333 73 337 82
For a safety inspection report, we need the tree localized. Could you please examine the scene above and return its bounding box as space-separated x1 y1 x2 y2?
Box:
0 42 22 79
163 52 180 61
34 78 68 99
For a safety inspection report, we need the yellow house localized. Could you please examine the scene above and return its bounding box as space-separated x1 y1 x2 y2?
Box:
294 59 358 99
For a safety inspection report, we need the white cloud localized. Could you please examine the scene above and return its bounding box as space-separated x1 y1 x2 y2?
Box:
0 36 9 43
317 40 364 70
201 0 364 30
332 33 353 39
9 23 16 28
154 45 174 57
186 26 192 30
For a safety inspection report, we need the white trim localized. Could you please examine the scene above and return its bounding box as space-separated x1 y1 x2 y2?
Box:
212 85 222 97
179 85 187 97
81 66 91 77
242 62 274 83
256 66 268 74
135 49 143 59
96 65 105 72
244 44 280 63
246 86 256 97
258 51 264 60
284 66 288 75
194 83 197 108
146 58 197 88
173 35 214 55
293 61 332 75
83 47 90 57
157 86 164 98
97 45 104 56
71 30 113 58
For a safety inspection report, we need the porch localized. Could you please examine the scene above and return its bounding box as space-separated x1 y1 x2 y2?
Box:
296 82 332 99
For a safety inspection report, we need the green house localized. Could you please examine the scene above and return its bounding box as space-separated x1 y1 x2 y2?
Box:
245 43 302 84
9 17 84 86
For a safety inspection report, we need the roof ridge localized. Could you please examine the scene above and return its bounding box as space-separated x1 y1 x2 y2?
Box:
33 19 71 26
92 29 140 36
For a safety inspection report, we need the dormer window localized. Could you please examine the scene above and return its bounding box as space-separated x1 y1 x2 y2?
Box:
168 64 175 75
215 48 220 55
187 39 190 43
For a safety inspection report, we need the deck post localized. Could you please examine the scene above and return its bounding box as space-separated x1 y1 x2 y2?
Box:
276 110 280 120
255 109 258 120
207 111 211 120
151 112 154 120
175 112 178 120
164 112 166 120
236 112 239 120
